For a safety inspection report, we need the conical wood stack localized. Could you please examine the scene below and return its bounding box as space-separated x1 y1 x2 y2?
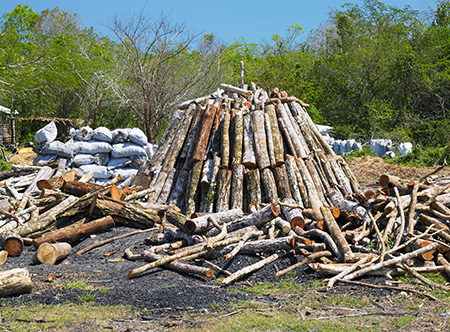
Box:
147 83 359 217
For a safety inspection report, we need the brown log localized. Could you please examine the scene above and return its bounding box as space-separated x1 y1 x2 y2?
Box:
379 174 409 193
184 208 244 234
244 168 261 211
35 242 71 265
251 110 271 169
165 208 187 230
215 169 232 212
32 216 115 248
1 231 24 257
0 268 32 297
273 165 292 199
265 104 284 166
242 113 257 168
191 104 218 165
230 164 244 210
61 181 103 197
260 168 279 204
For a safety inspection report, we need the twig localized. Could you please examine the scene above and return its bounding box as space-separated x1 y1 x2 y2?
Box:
400 263 450 291
327 254 375 289
334 279 441 302
275 251 332 277
76 228 158 255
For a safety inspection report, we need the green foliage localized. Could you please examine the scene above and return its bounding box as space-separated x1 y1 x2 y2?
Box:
386 145 444 167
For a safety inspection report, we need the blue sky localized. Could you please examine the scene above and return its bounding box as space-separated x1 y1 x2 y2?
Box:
1 0 440 45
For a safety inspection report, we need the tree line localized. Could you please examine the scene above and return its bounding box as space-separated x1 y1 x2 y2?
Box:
1 1 449 147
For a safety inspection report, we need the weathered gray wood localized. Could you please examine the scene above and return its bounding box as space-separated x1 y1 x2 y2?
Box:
260 168 279 204
230 164 244 210
251 110 271 169
215 169 232 212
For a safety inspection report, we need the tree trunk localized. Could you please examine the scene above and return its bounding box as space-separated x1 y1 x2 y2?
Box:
221 111 231 169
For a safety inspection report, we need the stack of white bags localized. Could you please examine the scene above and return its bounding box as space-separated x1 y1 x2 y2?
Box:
33 122 157 183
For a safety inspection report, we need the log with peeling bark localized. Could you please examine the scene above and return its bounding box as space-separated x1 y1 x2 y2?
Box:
215 169 232 212
92 196 160 229
34 242 71 265
260 168 279 204
242 113 257 168
245 168 261 210
0 268 32 297
32 216 115 248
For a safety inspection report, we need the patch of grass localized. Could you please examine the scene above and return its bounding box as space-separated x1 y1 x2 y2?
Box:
0 303 139 331
64 279 96 291
78 292 97 302
322 293 370 307
394 314 415 328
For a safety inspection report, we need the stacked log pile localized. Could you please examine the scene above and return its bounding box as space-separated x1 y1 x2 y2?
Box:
0 82 450 297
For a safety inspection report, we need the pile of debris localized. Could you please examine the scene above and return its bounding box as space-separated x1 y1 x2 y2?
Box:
0 82 448 298
33 123 157 183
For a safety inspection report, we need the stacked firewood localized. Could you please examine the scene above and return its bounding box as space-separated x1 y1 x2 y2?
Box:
0 82 449 296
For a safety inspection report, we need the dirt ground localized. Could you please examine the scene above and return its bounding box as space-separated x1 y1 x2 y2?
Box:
2 152 450 331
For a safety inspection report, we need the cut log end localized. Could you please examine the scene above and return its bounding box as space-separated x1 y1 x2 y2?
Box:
290 217 304 230
184 220 196 234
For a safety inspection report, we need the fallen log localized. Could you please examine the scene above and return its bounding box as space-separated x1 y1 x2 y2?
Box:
32 215 115 248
